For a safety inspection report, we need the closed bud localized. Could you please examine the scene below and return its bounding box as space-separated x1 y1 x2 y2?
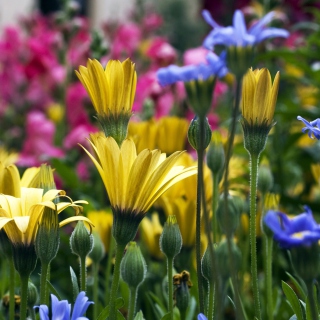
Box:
70 221 93 259
174 271 192 316
188 117 212 151
201 246 215 283
215 239 241 281
35 208 60 264
160 215 182 259
120 242 147 289
258 164 274 194
89 232 105 264
27 281 38 308
207 131 225 175
216 194 240 236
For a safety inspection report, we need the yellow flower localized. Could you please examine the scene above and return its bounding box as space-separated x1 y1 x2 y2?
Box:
87 209 113 253
82 133 197 245
76 58 137 117
241 68 279 126
0 187 91 247
0 147 18 166
140 213 164 260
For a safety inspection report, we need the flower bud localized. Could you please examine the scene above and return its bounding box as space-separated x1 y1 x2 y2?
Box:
27 281 38 308
215 239 241 281
70 221 93 259
35 208 60 265
188 117 212 151
258 164 274 194
160 215 182 259
201 246 215 283
207 131 225 175
120 242 147 289
216 194 240 236
174 271 192 316
89 232 105 264
227 46 255 79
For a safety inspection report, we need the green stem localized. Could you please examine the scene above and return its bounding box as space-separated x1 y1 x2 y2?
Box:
40 262 49 305
80 256 87 292
93 262 99 320
212 173 220 244
105 233 115 305
19 275 29 320
249 154 262 320
198 116 221 319
222 77 245 320
265 236 273 320
9 259 15 320
207 283 215 320
307 281 319 320
109 242 126 320
128 286 138 320
167 257 174 320
28 306 36 320
196 145 205 313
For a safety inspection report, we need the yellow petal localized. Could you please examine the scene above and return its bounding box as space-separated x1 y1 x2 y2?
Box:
0 194 22 217
21 188 44 216
60 216 95 233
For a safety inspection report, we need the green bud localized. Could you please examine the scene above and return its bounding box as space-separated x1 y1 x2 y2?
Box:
70 221 93 259
227 46 255 79
35 208 60 264
201 246 215 283
184 77 216 118
187 117 212 151
160 215 182 259
27 281 38 308
215 239 241 281
120 242 147 289
30 164 56 193
12 244 38 278
174 271 192 316
207 131 225 175
258 164 274 194
290 243 320 282
216 194 240 236
89 232 105 264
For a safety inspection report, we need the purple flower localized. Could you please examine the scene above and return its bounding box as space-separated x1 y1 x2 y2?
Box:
202 10 289 50
198 314 208 320
297 116 320 139
35 292 93 320
264 206 320 249
156 51 227 86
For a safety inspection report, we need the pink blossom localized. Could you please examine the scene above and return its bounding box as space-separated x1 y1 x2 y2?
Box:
146 37 177 67
142 13 163 31
76 159 90 181
63 124 98 150
17 111 64 167
183 47 210 66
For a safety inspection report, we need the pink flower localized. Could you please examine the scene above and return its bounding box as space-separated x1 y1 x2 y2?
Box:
17 111 64 167
142 13 163 31
146 37 177 67
63 124 98 150
76 160 90 181
111 22 141 59
183 47 210 66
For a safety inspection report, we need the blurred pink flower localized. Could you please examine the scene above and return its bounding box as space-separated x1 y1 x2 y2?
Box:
76 159 90 181
142 13 163 31
146 37 177 67
63 123 98 150
111 22 141 59
183 47 210 65
17 111 64 167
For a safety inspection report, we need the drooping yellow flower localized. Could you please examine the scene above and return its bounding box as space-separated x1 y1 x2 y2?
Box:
76 58 137 117
82 133 197 245
87 209 113 253
0 187 91 247
241 68 279 126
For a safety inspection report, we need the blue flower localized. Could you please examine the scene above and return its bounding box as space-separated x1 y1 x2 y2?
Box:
198 313 208 320
297 116 320 139
156 51 228 86
35 291 93 320
202 10 289 50
264 206 320 249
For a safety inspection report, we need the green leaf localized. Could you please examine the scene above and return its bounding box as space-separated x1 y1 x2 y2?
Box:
46 280 62 300
161 313 172 320
70 266 79 302
282 281 304 320
134 311 144 320
96 298 125 320
286 272 307 300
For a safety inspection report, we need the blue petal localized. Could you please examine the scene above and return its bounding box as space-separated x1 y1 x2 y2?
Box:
198 313 208 320
37 305 50 320
254 28 289 43
71 292 93 320
202 10 220 28
233 10 250 45
249 11 275 35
